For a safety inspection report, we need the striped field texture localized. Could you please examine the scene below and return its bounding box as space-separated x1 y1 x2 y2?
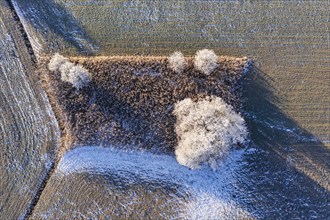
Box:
0 0 59 219
12 0 329 144
3 0 330 218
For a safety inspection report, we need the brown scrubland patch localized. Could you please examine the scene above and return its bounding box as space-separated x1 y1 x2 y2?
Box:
37 55 251 158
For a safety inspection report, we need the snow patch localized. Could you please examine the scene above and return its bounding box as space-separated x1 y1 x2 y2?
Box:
57 146 253 219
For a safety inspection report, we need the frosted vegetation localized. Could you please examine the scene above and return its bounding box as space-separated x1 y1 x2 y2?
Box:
168 51 187 74
48 53 68 71
48 51 247 170
48 53 91 90
173 96 248 169
168 49 219 75
194 49 219 75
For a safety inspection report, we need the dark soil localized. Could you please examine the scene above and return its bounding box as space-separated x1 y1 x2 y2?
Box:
38 56 250 155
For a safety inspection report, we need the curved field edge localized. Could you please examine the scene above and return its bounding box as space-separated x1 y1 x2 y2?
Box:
31 146 254 219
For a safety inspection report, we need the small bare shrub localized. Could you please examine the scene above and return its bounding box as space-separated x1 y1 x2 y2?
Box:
173 96 248 169
168 51 187 74
68 65 92 90
48 53 68 71
48 53 91 90
59 61 74 82
194 49 218 75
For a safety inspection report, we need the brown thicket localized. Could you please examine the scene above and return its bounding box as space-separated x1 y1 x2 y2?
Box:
38 55 250 156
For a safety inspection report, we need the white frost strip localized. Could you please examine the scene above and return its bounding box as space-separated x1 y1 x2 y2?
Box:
12 0 44 57
57 146 253 219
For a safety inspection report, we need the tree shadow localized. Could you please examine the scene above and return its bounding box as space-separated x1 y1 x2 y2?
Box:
13 0 98 55
53 77 171 155
235 65 330 218
83 82 168 154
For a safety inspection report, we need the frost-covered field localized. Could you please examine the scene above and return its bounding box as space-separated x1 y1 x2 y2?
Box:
0 1 59 219
12 0 329 143
1 0 329 219
32 147 251 219
32 140 330 219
